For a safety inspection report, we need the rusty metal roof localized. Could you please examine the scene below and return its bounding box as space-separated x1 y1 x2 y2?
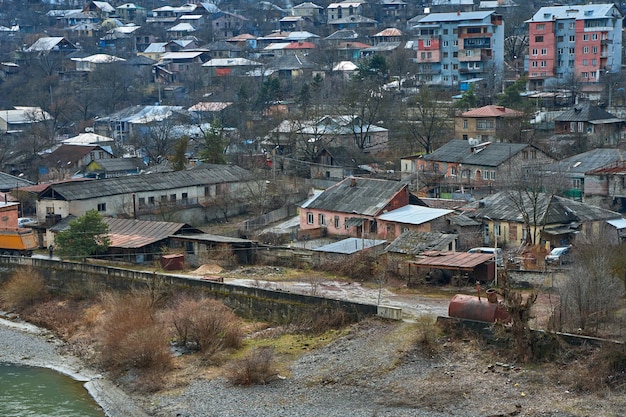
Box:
103 218 200 249
409 252 494 271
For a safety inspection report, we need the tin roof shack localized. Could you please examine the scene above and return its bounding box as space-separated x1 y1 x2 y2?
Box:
384 231 458 280
377 205 454 242
48 216 202 264
407 251 496 286
583 160 626 213
169 234 257 267
311 237 387 268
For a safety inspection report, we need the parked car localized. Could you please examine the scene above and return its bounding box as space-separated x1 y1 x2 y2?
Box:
545 246 572 266
468 247 503 266
17 217 37 227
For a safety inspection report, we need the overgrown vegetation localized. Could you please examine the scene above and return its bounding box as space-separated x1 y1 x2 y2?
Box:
55 210 111 261
0 267 48 310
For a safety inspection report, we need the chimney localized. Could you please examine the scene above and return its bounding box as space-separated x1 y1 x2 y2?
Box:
457 10 461 16
350 177 357 187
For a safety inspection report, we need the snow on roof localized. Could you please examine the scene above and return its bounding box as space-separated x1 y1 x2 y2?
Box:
378 205 453 225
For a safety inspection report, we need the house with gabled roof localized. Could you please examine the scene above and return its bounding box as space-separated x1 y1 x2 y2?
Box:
35 165 256 226
413 139 554 197
24 37 79 53
455 105 524 142
83 157 147 179
538 148 626 203
38 144 113 181
461 191 623 249
553 102 624 145
300 176 410 239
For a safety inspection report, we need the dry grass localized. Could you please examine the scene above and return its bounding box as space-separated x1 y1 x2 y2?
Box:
0 268 48 311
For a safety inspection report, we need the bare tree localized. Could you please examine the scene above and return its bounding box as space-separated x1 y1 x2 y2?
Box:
130 110 190 165
557 239 625 334
398 86 452 154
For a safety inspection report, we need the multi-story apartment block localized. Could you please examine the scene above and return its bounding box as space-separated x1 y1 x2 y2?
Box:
413 11 504 87
526 4 623 90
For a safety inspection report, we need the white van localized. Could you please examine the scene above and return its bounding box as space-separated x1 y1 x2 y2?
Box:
468 247 503 266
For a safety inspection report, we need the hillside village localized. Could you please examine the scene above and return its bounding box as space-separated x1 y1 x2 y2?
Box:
0 0 625 277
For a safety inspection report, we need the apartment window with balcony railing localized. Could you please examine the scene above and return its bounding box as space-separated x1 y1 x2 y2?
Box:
476 119 494 130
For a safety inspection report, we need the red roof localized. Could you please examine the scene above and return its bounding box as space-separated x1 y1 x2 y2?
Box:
374 28 402 37
409 252 495 271
461 105 523 118
337 41 371 49
285 42 316 49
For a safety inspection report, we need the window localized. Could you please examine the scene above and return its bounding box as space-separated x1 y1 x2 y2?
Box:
592 33 598 40
522 150 528 159
463 119 468 128
46 206 54 214
182 192 188 203
557 36 564 42
161 195 167 202
578 122 584 132
443 52 448 58
536 24 545 30
307 212 314 224
592 46 597 54
531 61 538 68
453 40 458 46
482 170 489 180
569 35 575 42
583 59 588 66
531 48 538 55
170 194 176 201
451 166 457 176
583 46 589 54
138 197 145 207
466 50 472 57
424 39 431 47
558 23 564 29
583 34 589 41
452 52 458 58
535 35 544 42
443 64 449 70
582 72 589 78
442 40 448 47
541 48 547 55
148 196 155 205
98 151 104 159
97 203 106 212
477 119 494 130
569 47 575 54
452 64 458 70
318 213 326 226
540 61 547 67
573 179 582 189
490 171 496 180
592 59 597 66
531 149 537 159
334 216 340 229
557 48 563 55
443 29 448 34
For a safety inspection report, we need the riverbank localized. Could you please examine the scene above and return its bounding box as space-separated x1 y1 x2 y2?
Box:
0 316 149 417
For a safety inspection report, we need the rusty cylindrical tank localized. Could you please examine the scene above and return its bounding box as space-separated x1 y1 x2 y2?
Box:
448 290 510 323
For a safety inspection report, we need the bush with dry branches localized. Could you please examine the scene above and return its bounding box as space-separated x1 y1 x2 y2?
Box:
165 295 243 356
0 267 48 311
226 347 277 385
96 291 172 377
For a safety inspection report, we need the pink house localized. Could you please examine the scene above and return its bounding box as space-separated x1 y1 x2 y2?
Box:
299 177 410 239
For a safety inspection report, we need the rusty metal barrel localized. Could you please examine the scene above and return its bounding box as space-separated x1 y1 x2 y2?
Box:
448 291 510 323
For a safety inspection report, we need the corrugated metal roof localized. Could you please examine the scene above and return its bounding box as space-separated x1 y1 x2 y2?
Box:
374 28 402 37
301 177 407 216
542 148 626 176
378 205 452 225
40 165 253 201
103 217 193 248
554 102 620 123
463 191 622 224
607 218 626 229
410 252 494 270
527 4 617 22
312 238 387 254
0 172 34 191
385 231 457 255
173 233 255 244
423 139 529 167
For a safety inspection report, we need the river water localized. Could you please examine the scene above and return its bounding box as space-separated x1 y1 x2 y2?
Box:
0 363 105 417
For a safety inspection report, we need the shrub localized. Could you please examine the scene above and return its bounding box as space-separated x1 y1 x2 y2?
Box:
295 305 349 335
0 268 48 311
226 347 276 385
166 295 243 356
414 315 443 354
96 291 172 375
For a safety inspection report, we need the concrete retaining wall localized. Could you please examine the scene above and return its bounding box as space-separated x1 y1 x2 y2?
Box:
0 257 379 324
